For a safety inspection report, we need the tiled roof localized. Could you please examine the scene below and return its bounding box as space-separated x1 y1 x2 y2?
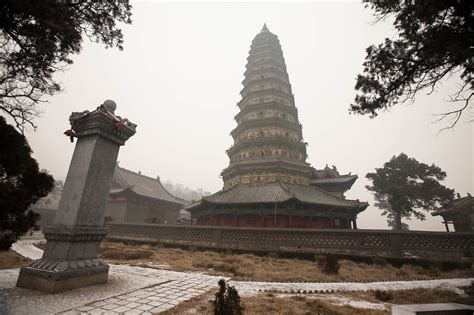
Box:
309 175 358 185
432 195 474 216
111 166 186 205
198 182 367 209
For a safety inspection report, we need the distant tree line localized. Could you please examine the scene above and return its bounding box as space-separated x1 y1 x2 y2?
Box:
34 180 64 209
163 180 211 203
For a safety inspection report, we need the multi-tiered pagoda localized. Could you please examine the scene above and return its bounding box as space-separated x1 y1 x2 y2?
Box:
188 25 368 229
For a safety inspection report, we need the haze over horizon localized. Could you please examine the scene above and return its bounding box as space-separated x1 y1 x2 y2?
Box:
20 2 472 231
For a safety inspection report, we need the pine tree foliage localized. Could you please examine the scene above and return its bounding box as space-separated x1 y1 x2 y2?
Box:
213 279 244 315
351 0 473 128
366 153 455 231
0 0 132 132
0 116 54 250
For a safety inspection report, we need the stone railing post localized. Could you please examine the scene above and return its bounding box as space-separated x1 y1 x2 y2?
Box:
17 100 136 293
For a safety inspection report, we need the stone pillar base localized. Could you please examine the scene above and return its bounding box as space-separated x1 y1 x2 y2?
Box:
16 259 109 293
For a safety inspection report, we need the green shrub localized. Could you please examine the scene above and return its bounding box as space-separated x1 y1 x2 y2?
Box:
374 290 393 302
321 254 340 274
213 279 244 315
314 255 326 267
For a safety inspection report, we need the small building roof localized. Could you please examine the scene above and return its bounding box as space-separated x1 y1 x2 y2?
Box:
309 174 358 185
309 165 358 192
111 166 186 205
188 181 367 212
432 195 474 217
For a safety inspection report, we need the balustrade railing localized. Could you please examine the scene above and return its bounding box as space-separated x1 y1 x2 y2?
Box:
106 223 474 253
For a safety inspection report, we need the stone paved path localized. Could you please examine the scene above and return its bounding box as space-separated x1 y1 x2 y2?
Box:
2 240 225 314
1 265 225 314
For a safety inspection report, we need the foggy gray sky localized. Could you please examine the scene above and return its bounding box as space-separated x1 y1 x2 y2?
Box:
23 2 472 231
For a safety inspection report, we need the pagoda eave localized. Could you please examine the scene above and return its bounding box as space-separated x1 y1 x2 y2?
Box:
230 118 302 138
226 138 307 157
234 101 298 121
237 88 294 109
221 160 312 177
242 67 289 86
309 175 358 193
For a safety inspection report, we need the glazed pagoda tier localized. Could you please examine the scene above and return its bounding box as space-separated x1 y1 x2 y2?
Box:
222 24 312 189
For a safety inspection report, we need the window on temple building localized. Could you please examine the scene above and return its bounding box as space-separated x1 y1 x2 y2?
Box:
334 218 341 226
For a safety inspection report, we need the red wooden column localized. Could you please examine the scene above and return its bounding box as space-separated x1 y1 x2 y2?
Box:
289 215 293 228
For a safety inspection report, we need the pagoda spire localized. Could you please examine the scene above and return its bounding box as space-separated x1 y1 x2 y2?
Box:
221 26 312 189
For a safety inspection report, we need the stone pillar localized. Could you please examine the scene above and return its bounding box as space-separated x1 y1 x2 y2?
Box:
17 100 136 293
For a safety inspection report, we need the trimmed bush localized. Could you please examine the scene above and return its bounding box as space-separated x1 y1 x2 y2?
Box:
321 254 340 274
374 290 393 302
213 279 244 315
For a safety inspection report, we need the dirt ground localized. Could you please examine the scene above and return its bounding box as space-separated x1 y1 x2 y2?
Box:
99 241 474 282
0 250 31 269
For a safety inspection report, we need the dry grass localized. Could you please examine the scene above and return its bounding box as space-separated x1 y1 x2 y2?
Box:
99 241 473 282
161 292 388 315
162 285 474 314
0 249 31 269
101 248 153 260
162 286 474 314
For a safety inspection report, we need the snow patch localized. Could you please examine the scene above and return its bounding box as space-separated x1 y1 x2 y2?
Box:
231 278 474 296
11 240 43 260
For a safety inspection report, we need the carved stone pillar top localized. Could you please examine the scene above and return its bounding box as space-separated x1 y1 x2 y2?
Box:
69 100 137 145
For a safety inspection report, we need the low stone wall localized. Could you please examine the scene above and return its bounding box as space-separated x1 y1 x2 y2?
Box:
106 223 474 256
